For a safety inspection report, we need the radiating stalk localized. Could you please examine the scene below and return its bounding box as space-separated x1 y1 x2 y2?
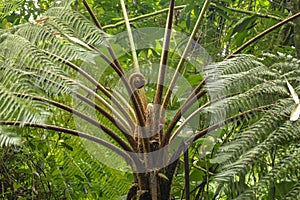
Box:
154 0 175 105
186 104 273 143
153 0 175 145
13 93 133 152
42 50 134 126
30 68 134 132
83 0 147 129
23 71 136 148
0 120 143 172
120 0 139 72
162 79 207 146
82 0 146 122
82 0 124 73
162 0 211 109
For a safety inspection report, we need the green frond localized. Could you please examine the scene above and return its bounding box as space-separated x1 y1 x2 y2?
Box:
0 36 79 124
0 127 20 146
204 81 286 126
262 52 300 68
13 23 97 64
0 85 49 124
235 147 300 199
207 66 277 95
204 54 263 78
284 182 300 200
1 33 68 74
215 103 297 181
44 7 109 47
0 34 78 92
216 99 291 164
211 54 300 198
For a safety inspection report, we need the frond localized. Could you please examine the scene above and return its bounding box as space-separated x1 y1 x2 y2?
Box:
0 35 78 124
0 127 20 146
204 54 263 79
215 99 291 164
235 146 300 199
13 22 98 64
0 3 134 154
44 7 109 47
211 54 300 198
0 85 49 124
284 182 300 200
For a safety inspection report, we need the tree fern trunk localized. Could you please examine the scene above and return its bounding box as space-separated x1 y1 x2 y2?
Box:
128 165 177 200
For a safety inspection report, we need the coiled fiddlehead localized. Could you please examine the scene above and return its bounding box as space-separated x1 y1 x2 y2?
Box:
129 72 146 90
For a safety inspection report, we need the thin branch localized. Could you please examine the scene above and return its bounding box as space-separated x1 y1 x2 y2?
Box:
169 100 209 142
153 0 175 145
80 44 146 122
226 12 300 59
105 86 136 120
13 93 133 152
119 0 147 119
168 91 243 142
170 90 273 142
26 66 133 132
80 0 146 128
191 162 214 176
87 48 146 127
154 0 175 106
165 104 273 183
103 5 186 30
210 2 290 23
24 70 136 147
102 3 290 30
162 0 211 110
119 0 147 130
86 43 125 77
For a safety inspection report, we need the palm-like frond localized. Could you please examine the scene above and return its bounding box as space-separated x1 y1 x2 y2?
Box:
235 146 300 199
0 127 20 146
208 53 300 199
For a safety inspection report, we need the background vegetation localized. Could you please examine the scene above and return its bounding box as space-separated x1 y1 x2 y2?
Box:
0 0 299 199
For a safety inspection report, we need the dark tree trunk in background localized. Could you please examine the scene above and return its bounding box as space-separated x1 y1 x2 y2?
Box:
292 0 300 58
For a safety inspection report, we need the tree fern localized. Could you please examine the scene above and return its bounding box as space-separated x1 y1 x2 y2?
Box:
0 0 299 199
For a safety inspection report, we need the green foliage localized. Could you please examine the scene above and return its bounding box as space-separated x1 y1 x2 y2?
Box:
0 0 299 199
0 128 131 199
0 127 20 147
206 53 300 199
